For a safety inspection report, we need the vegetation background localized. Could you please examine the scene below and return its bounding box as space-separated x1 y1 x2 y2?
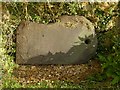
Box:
0 1 120 89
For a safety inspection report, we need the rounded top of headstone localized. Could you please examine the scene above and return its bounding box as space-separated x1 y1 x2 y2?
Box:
58 15 95 38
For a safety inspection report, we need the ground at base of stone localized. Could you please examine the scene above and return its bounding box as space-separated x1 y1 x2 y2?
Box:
13 60 101 84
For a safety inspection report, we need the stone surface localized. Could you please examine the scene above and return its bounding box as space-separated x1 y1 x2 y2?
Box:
16 15 97 64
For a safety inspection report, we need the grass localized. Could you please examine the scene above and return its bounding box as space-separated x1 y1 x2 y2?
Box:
1 2 120 89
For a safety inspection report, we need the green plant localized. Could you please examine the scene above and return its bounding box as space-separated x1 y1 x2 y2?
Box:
97 26 120 85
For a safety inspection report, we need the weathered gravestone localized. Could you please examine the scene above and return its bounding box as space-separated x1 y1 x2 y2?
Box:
16 16 97 64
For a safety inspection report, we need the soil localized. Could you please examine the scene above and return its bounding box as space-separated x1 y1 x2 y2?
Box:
13 60 101 85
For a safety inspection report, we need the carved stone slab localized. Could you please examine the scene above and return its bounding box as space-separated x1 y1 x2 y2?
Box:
16 16 97 64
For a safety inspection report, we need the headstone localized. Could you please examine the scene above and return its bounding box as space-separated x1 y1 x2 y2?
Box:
16 16 97 64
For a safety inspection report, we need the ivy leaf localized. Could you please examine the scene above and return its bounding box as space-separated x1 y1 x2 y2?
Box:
111 76 120 85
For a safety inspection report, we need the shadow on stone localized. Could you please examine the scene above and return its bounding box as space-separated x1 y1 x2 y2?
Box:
25 34 97 64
